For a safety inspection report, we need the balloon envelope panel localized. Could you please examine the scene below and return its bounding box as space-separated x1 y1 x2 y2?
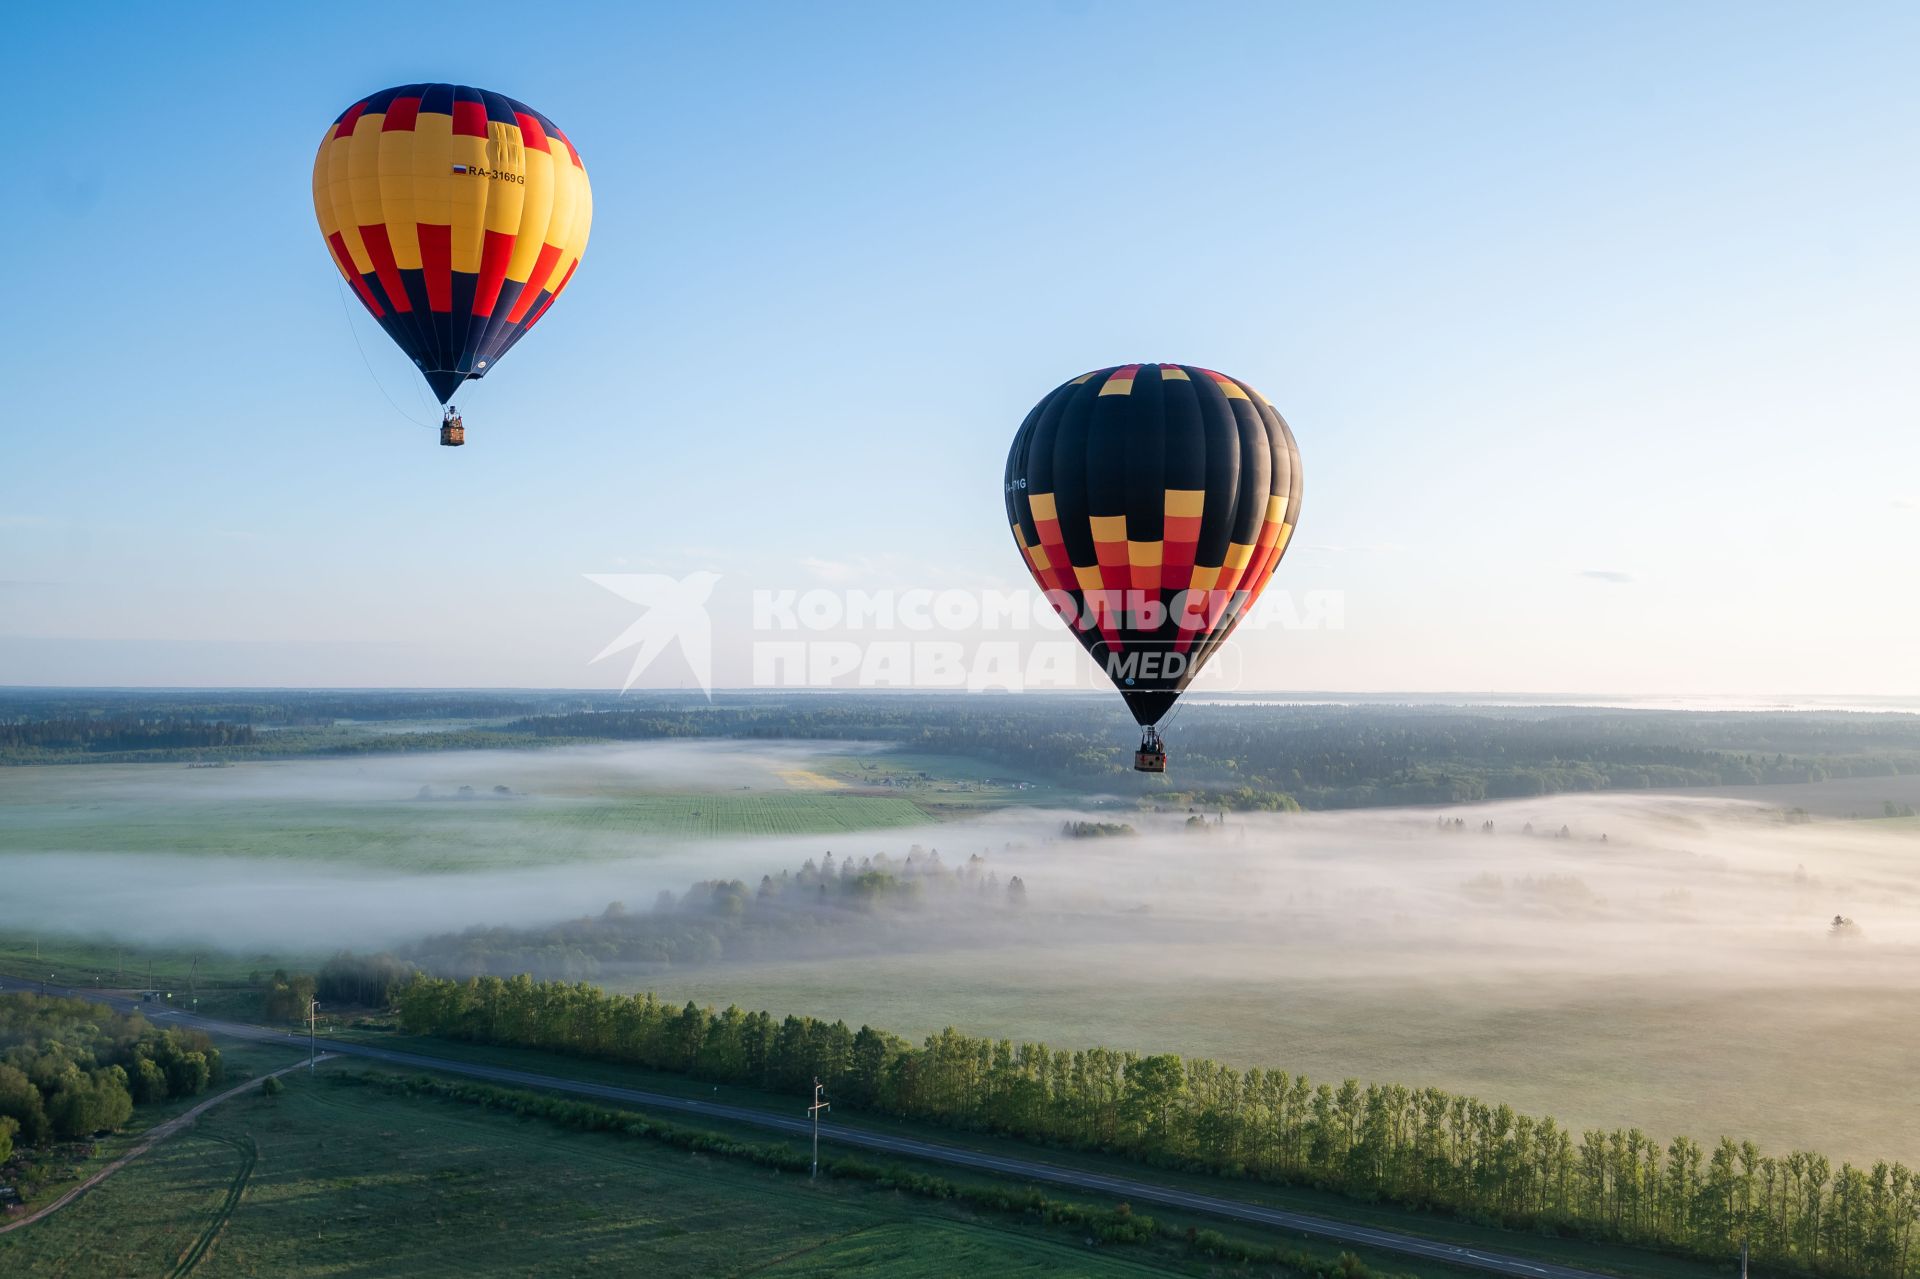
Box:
1004 365 1302 725
312 84 592 403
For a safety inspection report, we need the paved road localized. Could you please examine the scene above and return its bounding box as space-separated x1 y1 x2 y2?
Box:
2 977 1617 1278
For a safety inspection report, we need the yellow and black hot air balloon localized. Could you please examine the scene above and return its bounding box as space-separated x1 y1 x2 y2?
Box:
312 84 592 446
1004 364 1302 772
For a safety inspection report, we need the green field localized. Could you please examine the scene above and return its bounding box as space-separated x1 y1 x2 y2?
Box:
0 940 294 1019
811 751 1071 816
0 792 923 868
0 748 943 871
0 1065 1304 1279
1868 814 1920 832
546 791 926 838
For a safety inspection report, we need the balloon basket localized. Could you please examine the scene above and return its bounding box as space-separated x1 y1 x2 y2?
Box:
1134 727 1167 773
440 409 465 448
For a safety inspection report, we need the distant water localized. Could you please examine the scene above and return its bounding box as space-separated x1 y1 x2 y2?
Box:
1186 692 1920 714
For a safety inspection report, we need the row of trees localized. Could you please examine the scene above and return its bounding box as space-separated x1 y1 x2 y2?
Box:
1061 821 1136 838
395 974 1919 1278
0 994 223 1146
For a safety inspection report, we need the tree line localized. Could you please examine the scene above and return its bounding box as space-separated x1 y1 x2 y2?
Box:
0 714 256 759
393 974 1919 1278
0 689 588 727
10 690 1920 815
502 696 1920 810
0 993 224 1149
261 956 428 1020
1062 820 1137 838
0 689 595 764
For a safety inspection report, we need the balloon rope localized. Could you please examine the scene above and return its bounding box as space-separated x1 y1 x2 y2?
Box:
336 281 437 429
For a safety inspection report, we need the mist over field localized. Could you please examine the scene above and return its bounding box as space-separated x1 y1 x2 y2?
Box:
662 791 1920 1169
5 738 895 805
3 740 1917 1166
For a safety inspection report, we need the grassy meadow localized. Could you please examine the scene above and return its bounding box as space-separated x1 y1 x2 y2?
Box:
0 745 951 872
0 937 290 1001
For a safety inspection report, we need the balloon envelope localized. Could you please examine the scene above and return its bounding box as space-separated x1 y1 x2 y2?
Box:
312 84 592 403
1004 364 1302 725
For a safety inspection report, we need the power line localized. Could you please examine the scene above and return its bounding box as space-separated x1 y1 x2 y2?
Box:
807 1078 830 1179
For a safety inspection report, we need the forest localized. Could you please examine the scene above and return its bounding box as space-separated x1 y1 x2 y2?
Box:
0 993 224 1152
0 690 590 727
394 973 1919 1279
0 690 596 763
508 697 1920 808
398 849 1028 980
0 714 257 757
6 690 1920 815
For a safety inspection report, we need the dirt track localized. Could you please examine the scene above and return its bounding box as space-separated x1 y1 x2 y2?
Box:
0 1055 326 1237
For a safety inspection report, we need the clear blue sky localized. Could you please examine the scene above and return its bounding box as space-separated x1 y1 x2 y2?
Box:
3 2 1915 692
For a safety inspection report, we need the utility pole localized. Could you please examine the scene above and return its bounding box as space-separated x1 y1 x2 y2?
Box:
308 998 320 1071
807 1077 830 1180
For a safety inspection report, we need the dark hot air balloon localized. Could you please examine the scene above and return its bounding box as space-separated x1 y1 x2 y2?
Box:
312 84 592 446
1004 364 1302 771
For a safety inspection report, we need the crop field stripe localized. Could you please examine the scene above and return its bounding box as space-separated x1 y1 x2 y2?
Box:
731 1223 890 1275
169 1132 256 1278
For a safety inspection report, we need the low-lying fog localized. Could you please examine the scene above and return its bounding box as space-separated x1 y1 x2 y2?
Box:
2 742 1916 1165
7 759 1911 971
